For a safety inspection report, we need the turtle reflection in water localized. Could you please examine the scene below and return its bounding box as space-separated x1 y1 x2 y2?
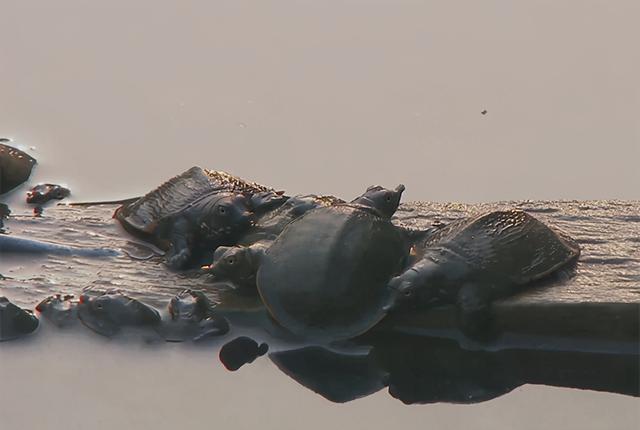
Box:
268 333 639 404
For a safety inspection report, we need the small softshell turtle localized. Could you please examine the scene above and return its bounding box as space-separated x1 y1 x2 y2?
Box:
35 294 78 327
0 296 39 341
77 291 161 337
388 210 581 337
114 167 287 269
0 143 37 195
219 336 269 371
206 241 270 291
256 184 409 341
156 289 229 342
204 194 343 290
26 183 70 204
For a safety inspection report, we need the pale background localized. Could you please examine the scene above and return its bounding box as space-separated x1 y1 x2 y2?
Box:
0 2 639 429
1 0 638 203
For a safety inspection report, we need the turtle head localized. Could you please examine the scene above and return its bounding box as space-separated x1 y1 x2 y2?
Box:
168 289 210 321
79 293 159 325
351 184 405 219
249 190 289 216
205 194 256 240
387 271 420 309
79 293 122 321
206 246 256 285
386 261 440 310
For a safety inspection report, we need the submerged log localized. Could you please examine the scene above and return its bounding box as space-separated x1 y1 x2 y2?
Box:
1 200 638 354
379 301 639 353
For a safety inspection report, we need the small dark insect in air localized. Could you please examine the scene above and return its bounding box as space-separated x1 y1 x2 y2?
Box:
481 110 488 115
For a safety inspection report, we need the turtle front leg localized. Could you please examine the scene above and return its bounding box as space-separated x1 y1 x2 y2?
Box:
166 217 192 270
456 284 494 341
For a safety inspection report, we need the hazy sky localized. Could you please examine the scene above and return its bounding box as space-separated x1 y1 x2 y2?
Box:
1 1 638 202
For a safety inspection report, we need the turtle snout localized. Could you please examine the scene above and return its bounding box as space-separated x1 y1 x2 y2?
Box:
395 184 406 194
241 211 257 228
203 262 222 278
387 273 419 304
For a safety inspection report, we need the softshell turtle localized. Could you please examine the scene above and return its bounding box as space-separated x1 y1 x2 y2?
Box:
26 183 70 204
156 289 229 342
0 296 39 341
77 290 161 337
256 184 409 341
269 346 387 403
204 194 344 290
114 167 287 269
35 294 78 327
388 209 581 337
206 241 270 291
0 143 37 195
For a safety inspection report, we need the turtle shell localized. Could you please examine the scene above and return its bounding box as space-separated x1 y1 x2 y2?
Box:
114 166 274 239
239 194 345 245
419 209 580 284
256 205 409 340
0 143 37 195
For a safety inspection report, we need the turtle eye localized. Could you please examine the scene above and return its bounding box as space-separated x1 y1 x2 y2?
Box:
385 193 392 202
218 206 227 215
227 257 235 265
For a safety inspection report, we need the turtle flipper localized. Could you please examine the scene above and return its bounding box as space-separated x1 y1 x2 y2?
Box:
167 248 191 270
456 284 494 341
165 217 192 269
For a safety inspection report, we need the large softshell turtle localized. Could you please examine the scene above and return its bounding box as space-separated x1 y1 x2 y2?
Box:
0 143 37 195
256 185 409 341
114 167 287 268
388 209 581 336
115 167 277 237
